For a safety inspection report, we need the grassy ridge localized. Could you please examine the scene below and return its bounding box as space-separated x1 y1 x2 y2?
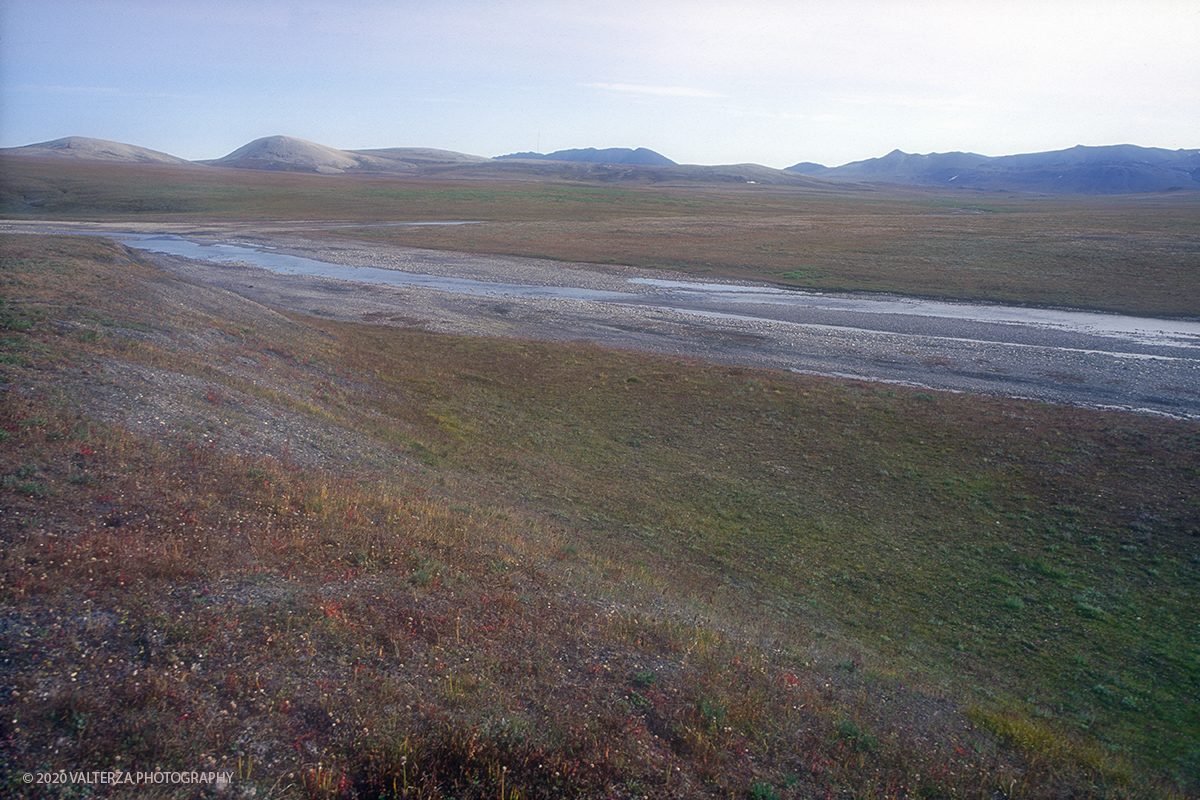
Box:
4 158 1200 316
2 234 1198 797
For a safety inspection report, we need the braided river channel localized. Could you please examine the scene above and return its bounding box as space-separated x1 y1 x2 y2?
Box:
25 226 1200 419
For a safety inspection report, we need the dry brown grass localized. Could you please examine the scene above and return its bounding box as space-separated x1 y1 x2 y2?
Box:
330 195 1200 316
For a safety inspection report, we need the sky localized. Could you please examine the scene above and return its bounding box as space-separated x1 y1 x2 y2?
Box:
1 0 1197 168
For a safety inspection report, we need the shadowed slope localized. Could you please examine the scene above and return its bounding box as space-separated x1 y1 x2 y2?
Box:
790 145 1200 194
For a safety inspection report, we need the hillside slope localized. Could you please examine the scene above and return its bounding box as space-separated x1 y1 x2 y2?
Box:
1 234 1197 798
0 136 198 165
202 134 491 174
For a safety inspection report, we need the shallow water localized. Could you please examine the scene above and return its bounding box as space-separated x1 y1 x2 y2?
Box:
119 233 1200 354
121 234 632 302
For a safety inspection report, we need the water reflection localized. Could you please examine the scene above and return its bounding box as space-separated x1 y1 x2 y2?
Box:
121 235 630 302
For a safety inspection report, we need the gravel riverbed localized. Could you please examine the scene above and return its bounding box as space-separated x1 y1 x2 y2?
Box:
8 220 1200 419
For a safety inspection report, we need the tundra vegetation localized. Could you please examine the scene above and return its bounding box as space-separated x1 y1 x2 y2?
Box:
3 158 1199 316
1 161 1199 798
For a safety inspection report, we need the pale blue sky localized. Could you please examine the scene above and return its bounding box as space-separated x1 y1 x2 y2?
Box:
2 0 1196 167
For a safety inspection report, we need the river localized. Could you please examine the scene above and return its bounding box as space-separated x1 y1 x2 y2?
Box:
11 225 1200 419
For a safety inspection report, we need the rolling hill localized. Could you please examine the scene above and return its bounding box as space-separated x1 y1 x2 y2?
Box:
4 135 1198 193
0 136 198 166
201 135 492 174
0 135 833 187
495 146 677 166
204 135 380 173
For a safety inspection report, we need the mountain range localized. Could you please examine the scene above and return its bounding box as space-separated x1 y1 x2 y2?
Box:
786 145 1200 194
3 135 1198 194
0 136 830 189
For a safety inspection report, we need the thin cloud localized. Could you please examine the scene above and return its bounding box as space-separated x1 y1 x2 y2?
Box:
584 83 725 99
12 84 122 95
1 1 1195 166
12 84 199 100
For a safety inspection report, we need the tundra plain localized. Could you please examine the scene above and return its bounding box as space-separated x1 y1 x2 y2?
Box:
1 158 1199 799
